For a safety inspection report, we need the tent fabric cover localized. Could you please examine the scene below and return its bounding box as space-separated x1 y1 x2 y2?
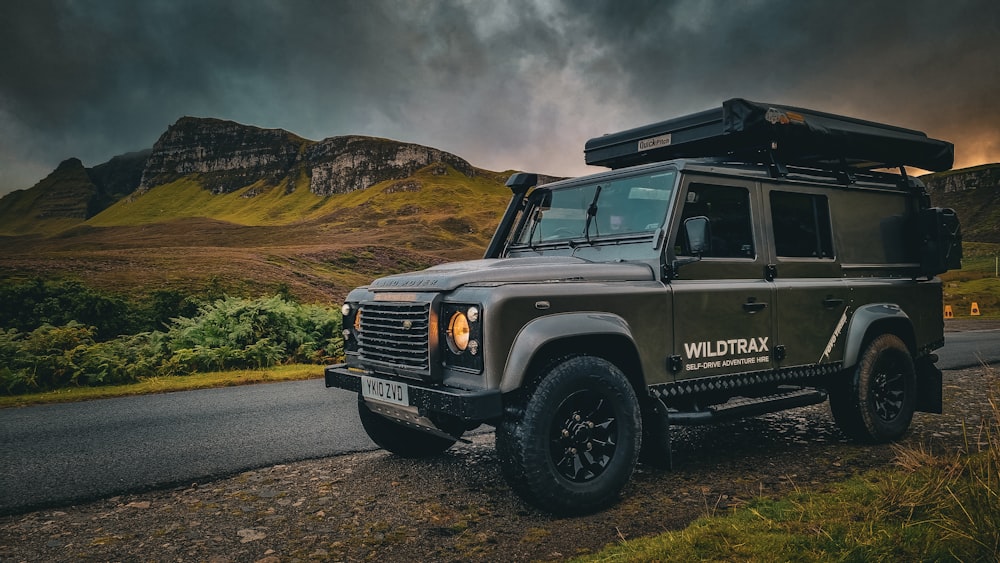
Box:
584 98 954 172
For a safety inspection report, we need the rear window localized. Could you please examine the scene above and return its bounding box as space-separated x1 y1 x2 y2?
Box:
770 191 834 258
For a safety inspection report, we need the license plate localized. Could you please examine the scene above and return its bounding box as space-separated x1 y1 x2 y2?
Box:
361 375 410 406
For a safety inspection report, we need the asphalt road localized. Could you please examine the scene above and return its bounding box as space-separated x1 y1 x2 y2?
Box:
0 379 373 515
938 328 1000 370
1 329 997 516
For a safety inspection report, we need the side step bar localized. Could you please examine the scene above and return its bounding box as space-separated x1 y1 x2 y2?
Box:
667 388 828 426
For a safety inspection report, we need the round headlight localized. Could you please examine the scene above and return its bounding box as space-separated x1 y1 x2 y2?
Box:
466 306 479 323
447 311 471 353
341 303 352 316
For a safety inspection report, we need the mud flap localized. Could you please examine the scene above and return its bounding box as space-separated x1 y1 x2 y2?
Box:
644 395 673 470
915 358 943 414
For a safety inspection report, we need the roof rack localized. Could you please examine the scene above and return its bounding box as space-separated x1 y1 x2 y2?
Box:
584 98 954 175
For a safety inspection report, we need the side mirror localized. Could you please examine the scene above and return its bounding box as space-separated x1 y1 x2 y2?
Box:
684 216 711 256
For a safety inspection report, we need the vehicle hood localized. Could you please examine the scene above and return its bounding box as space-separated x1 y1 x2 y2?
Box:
368 256 655 292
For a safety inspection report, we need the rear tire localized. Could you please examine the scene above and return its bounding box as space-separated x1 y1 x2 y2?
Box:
357 397 458 457
496 356 641 515
829 334 916 443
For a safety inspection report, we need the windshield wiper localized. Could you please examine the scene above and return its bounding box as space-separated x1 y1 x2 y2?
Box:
582 184 603 244
525 207 542 249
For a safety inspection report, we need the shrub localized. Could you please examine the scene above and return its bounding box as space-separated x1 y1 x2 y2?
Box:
0 322 97 393
0 279 198 339
165 294 342 368
0 294 343 395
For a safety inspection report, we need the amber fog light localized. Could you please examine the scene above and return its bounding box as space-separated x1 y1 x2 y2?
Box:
353 309 362 332
447 311 471 353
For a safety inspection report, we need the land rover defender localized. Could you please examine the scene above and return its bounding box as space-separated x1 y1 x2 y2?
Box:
325 99 962 514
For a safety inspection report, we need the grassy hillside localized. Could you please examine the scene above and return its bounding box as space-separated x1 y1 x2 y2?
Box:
0 164 512 303
88 174 329 227
924 163 1000 243
0 160 94 236
0 188 84 236
941 242 1000 318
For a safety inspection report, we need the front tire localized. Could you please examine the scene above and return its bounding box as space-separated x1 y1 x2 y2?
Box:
357 397 458 457
829 333 916 443
496 356 641 514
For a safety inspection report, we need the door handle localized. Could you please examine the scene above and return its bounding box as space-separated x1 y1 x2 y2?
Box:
743 300 768 313
822 297 845 309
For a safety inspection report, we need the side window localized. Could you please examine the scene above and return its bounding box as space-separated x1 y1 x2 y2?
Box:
676 184 755 258
770 191 834 258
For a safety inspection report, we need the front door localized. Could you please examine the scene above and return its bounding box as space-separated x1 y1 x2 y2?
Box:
669 180 774 380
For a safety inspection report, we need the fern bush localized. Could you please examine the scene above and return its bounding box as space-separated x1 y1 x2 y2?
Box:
0 295 343 394
0 323 96 393
165 295 342 371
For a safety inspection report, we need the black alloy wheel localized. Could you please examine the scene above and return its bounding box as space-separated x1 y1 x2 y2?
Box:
496 355 641 515
829 333 916 443
550 389 618 482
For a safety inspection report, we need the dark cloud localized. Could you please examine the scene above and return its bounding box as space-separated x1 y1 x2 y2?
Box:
1 0 998 195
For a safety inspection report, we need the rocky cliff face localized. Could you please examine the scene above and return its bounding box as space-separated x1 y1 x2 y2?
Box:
922 164 1000 194
138 117 306 194
922 163 1000 243
137 117 477 197
87 149 151 214
305 135 475 196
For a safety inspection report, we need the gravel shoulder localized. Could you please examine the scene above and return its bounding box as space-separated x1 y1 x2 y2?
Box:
2 366 996 562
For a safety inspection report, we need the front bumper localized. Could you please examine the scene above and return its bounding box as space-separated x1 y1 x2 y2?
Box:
324 364 503 422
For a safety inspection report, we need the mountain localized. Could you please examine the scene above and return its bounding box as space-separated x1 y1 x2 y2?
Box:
0 150 153 236
87 150 153 215
922 163 1000 243
0 117 522 301
0 117 495 236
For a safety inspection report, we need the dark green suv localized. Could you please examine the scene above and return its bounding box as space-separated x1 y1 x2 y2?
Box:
325 99 962 514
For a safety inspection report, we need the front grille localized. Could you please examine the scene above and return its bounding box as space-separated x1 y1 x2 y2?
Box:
358 301 431 372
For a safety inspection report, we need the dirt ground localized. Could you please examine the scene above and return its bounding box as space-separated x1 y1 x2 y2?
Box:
1 365 996 562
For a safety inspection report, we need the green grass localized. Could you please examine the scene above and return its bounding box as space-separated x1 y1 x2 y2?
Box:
580 456 999 562
0 170 91 236
579 366 1000 562
87 176 320 227
941 242 1000 318
0 364 322 408
86 163 510 232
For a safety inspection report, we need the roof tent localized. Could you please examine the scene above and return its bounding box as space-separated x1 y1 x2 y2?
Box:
584 98 954 173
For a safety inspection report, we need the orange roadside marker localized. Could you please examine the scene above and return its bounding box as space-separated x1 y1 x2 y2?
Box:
944 305 953 319
971 302 981 316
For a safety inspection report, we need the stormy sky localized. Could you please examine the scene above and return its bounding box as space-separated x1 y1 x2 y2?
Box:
1 0 998 196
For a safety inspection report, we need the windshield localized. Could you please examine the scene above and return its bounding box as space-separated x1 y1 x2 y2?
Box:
512 170 677 246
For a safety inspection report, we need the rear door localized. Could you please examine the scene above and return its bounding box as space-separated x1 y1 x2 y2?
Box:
762 186 849 368
668 178 774 380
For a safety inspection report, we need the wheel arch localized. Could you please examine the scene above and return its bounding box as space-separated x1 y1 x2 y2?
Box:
843 304 917 370
499 312 646 398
